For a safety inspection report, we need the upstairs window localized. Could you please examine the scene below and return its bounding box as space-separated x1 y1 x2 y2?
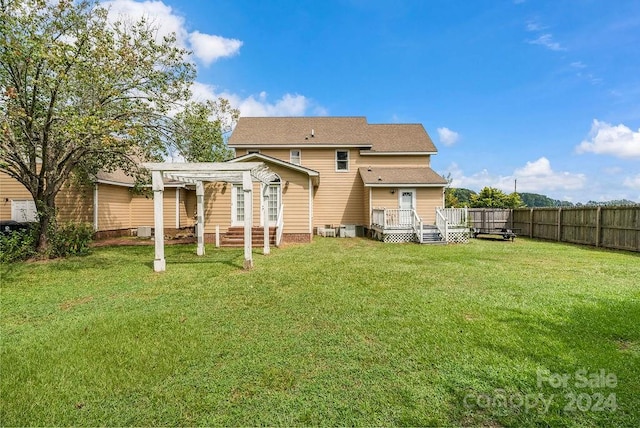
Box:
290 149 301 165
336 150 349 171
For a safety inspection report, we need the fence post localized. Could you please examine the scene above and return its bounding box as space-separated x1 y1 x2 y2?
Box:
529 208 534 238
595 206 601 247
557 208 562 242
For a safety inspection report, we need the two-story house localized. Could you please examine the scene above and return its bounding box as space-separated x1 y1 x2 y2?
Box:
206 116 448 244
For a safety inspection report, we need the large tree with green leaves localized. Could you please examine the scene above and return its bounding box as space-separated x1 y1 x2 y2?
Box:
0 0 234 253
470 187 524 209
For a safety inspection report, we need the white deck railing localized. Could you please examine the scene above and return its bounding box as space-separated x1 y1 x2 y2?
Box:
371 208 417 229
275 204 284 246
438 207 469 226
436 207 470 243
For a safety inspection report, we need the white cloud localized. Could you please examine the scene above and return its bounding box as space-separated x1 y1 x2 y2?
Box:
623 174 640 190
447 157 586 194
104 0 242 66
571 61 587 69
190 82 326 117
527 33 566 51
576 119 640 158
188 32 242 66
437 127 460 146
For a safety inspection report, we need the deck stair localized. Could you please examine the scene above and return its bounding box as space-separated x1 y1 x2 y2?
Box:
221 226 276 247
421 225 446 244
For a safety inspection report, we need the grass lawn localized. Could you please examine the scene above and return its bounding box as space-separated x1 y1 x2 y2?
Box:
1 237 639 426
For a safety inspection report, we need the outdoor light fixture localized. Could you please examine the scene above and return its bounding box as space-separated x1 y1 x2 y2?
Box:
390 189 396 194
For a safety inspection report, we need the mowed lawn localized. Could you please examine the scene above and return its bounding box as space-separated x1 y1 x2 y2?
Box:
1 237 639 426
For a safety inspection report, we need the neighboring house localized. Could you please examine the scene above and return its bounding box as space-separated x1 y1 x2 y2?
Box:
218 116 449 244
0 168 195 238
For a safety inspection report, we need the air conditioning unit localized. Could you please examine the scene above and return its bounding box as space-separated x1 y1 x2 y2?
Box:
137 226 152 238
339 224 356 238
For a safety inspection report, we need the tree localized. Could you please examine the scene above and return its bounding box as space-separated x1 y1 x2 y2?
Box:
470 187 524 209
0 0 228 254
172 99 238 162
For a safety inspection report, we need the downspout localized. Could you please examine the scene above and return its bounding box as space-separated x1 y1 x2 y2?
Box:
93 184 99 231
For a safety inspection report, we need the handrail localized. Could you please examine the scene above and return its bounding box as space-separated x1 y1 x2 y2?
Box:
413 210 423 243
436 209 449 243
275 203 284 246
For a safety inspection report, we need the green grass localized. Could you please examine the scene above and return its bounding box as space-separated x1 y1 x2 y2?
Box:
1 238 639 426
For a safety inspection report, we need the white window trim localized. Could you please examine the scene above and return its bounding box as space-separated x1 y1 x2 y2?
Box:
335 149 350 172
290 149 301 165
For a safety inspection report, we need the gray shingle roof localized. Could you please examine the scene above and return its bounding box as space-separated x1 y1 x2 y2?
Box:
228 117 438 153
359 167 447 186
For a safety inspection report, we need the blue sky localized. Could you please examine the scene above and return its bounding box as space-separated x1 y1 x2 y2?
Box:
105 0 640 203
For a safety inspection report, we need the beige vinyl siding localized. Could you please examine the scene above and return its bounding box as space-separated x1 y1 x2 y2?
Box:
96 184 131 230
415 187 444 224
204 182 232 233
364 187 371 226
264 163 309 234
130 194 154 227
56 183 93 224
370 187 400 210
254 148 435 228
180 188 196 228
370 186 443 225
0 171 92 223
0 171 35 220
359 154 430 167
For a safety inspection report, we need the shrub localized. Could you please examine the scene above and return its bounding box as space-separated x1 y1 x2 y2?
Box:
0 226 37 263
50 222 94 258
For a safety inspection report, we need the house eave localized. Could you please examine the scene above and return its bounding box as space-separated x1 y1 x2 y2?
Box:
359 151 437 156
230 144 373 149
364 183 446 188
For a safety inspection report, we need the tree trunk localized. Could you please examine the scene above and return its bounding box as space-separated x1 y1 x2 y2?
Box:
36 197 57 254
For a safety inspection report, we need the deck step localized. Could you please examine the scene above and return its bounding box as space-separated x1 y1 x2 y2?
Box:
421 225 445 244
220 226 276 247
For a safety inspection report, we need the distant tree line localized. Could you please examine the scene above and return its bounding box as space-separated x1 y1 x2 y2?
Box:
445 187 638 209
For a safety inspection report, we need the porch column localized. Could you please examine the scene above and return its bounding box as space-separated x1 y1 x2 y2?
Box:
196 180 205 256
152 170 166 272
263 183 270 255
242 171 253 269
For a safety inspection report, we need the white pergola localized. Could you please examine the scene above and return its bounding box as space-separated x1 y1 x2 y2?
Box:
143 162 279 272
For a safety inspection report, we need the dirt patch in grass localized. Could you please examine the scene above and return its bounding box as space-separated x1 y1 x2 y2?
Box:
60 296 94 311
91 236 196 247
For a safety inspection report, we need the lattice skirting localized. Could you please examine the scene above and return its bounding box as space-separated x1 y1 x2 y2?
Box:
382 232 417 243
446 231 470 243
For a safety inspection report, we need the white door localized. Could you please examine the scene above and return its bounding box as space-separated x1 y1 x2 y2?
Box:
398 189 415 226
260 184 280 226
231 185 245 226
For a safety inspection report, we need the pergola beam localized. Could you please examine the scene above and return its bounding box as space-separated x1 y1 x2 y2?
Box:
143 162 277 272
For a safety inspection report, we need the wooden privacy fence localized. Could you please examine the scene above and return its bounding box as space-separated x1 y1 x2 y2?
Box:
508 206 638 252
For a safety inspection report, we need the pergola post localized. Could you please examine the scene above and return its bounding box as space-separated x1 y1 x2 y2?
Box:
242 171 253 269
263 183 270 255
152 170 166 272
196 180 205 256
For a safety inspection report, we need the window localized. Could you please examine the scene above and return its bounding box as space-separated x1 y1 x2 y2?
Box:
233 185 244 224
268 185 279 222
290 149 301 165
336 150 349 171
